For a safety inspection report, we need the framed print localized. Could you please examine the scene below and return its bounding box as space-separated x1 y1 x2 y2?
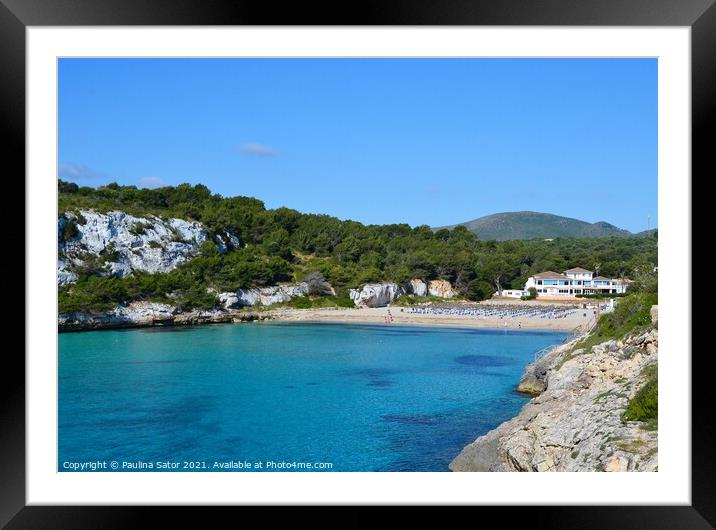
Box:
2 0 713 527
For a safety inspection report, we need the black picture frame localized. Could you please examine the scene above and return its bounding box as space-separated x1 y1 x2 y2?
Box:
1 0 710 527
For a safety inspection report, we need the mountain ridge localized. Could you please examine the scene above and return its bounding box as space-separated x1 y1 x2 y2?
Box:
435 211 651 241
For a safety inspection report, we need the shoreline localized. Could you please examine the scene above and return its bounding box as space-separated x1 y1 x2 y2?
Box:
266 307 591 332
59 304 594 333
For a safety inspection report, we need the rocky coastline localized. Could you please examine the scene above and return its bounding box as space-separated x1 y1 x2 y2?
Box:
450 308 658 472
58 302 271 332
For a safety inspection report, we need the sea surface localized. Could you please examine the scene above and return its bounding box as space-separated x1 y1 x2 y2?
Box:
58 322 566 472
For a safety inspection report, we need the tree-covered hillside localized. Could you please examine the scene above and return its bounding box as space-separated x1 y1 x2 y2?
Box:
58 180 658 312
437 211 634 241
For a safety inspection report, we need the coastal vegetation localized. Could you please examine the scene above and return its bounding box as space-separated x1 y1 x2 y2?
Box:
58 180 658 313
622 364 658 429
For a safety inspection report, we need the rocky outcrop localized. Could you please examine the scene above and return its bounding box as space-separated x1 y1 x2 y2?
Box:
58 301 269 332
214 232 241 254
218 282 313 309
517 342 576 396
349 283 403 307
428 279 455 298
450 326 658 472
58 210 239 285
347 279 456 307
406 279 428 297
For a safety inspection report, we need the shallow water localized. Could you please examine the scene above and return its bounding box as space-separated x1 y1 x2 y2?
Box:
58 322 565 471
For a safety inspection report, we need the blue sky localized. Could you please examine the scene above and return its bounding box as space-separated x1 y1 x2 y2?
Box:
59 58 657 232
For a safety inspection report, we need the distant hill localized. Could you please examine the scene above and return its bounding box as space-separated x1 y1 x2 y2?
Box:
436 211 635 241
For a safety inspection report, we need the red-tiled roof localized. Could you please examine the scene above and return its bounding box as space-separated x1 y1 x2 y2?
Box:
564 267 593 274
533 271 569 280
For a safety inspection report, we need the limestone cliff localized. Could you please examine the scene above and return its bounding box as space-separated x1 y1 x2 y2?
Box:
218 282 313 309
450 326 658 472
58 210 239 285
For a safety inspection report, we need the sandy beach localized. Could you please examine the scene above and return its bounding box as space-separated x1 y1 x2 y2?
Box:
266 305 595 332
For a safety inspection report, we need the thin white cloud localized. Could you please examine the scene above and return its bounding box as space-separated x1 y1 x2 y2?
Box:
239 142 278 157
58 162 104 180
137 176 168 189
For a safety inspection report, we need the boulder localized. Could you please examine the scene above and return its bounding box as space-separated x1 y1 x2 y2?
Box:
218 292 240 310
604 455 630 472
517 376 546 396
428 279 455 298
350 283 403 307
407 279 428 297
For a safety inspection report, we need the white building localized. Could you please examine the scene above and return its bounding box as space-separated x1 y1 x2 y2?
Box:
524 267 628 299
501 289 526 298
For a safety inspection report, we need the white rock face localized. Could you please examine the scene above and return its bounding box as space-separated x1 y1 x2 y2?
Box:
219 282 311 309
57 301 177 328
218 292 240 310
428 279 455 298
57 259 79 285
407 279 427 297
215 232 241 254
349 283 403 307
57 210 236 285
116 301 177 321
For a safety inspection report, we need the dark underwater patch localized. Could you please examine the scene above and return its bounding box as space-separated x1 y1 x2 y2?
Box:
367 380 395 388
454 354 516 367
382 414 438 425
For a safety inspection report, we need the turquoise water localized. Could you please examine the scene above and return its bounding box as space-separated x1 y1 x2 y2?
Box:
58 322 565 472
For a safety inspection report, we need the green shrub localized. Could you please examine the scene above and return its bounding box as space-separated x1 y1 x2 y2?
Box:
99 243 121 263
173 287 218 311
333 296 355 308
392 295 419 306
521 287 537 300
288 296 313 309
130 222 152 236
622 366 658 422
60 218 79 242
596 293 657 339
